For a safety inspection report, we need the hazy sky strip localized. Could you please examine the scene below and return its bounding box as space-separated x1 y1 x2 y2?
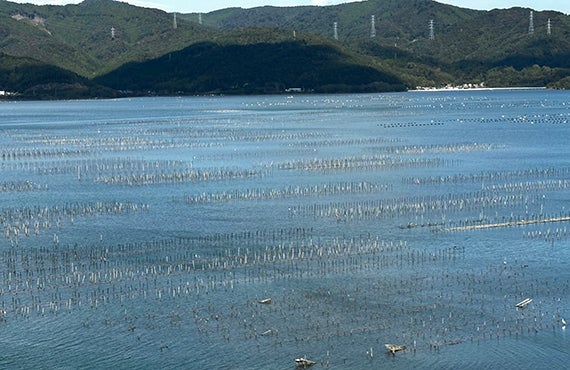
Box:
7 0 570 14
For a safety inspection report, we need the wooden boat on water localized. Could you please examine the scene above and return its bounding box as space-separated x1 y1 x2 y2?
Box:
385 343 406 355
295 357 315 367
258 298 272 304
515 298 532 308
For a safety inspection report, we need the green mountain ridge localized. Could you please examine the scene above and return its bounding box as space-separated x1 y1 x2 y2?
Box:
196 1 570 83
0 0 213 77
1 0 570 99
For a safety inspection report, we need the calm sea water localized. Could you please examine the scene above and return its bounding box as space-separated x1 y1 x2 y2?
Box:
0 90 569 369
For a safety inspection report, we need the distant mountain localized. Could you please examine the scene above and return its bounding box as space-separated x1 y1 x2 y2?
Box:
194 0 479 42
1 0 570 99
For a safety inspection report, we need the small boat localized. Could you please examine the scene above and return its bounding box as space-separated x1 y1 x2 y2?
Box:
515 298 532 308
385 343 406 355
258 298 272 304
295 357 315 367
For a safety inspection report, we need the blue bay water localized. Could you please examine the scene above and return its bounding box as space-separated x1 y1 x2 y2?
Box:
0 90 569 369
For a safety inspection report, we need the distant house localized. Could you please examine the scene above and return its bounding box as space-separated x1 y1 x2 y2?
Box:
285 87 303 93
0 90 16 97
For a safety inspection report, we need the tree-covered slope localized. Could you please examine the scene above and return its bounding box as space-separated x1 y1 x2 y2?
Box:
187 0 570 87
0 0 212 77
95 38 406 94
194 0 478 40
0 53 115 99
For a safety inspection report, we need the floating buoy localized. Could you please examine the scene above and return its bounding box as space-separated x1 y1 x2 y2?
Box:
295 357 315 367
385 343 406 355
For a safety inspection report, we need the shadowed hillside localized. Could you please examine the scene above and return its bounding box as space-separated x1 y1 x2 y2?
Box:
95 39 406 94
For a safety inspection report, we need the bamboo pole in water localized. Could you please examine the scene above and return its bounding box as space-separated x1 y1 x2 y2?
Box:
439 215 570 232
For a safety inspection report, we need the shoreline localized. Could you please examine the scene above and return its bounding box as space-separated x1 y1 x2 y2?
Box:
0 86 558 103
410 86 547 92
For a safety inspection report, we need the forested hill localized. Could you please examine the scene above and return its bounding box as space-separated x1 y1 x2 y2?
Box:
1 0 570 99
0 0 211 77
191 0 570 86
94 39 406 95
0 53 116 99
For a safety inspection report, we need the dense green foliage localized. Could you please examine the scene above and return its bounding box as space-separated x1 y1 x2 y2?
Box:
190 0 570 88
548 76 570 89
1 0 570 98
0 0 212 77
0 53 115 99
95 40 406 94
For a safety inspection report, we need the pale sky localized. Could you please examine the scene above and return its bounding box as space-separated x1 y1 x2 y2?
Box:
7 0 570 14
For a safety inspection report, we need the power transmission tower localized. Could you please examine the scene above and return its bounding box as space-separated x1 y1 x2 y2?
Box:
547 18 551 36
198 13 202 25
528 11 534 35
111 26 115 40
429 19 434 40
370 15 376 38
333 22 338 40
173 13 177 30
